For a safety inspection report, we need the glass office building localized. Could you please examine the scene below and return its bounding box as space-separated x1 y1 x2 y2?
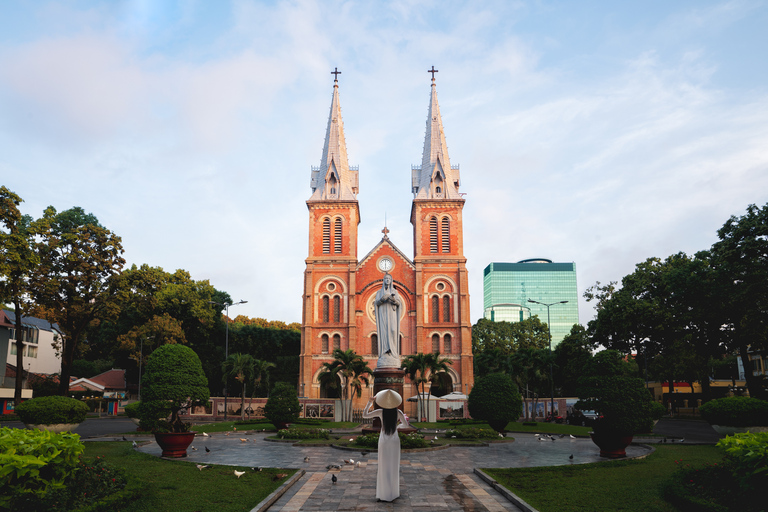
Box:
483 259 579 347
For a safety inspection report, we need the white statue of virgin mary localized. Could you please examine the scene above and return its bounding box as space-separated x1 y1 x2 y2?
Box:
374 273 402 368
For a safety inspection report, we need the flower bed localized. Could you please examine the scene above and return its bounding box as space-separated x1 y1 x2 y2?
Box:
277 428 330 440
444 427 500 439
353 432 429 449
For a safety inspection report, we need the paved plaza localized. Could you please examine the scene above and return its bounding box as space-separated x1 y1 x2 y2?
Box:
137 433 653 511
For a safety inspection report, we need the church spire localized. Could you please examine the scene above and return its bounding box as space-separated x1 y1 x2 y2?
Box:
412 67 460 199
310 68 358 201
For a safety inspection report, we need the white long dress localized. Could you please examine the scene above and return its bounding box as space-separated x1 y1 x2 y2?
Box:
362 403 407 502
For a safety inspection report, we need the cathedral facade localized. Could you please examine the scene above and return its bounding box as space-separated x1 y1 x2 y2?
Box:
299 73 474 414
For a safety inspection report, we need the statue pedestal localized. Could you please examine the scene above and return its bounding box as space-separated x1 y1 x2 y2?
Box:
362 367 417 435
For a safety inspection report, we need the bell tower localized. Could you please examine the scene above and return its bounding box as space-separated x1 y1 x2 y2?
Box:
300 69 360 399
411 68 473 395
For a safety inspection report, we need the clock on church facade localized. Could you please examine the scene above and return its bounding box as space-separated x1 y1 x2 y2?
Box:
299 70 474 415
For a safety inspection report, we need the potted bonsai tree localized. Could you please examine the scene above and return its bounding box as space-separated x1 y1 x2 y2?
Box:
16 395 89 433
467 373 523 433
575 350 656 458
699 396 768 435
138 344 209 457
264 382 300 430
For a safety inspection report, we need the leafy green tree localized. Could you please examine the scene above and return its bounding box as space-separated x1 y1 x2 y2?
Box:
140 344 209 432
553 324 595 397
709 203 768 399
222 353 255 421
471 317 549 354
0 187 38 405
473 348 513 379
509 347 553 418
586 253 722 399
318 349 372 422
467 373 522 433
28 206 125 395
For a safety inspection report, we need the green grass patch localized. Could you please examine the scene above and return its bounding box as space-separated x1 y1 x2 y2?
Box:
484 445 722 512
82 442 294 512
504 421 592 436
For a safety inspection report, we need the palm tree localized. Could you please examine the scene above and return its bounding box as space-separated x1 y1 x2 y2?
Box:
318 349 373 422
252 359 276 397
401 353 430 421
426 352 453 419
222 353 255 421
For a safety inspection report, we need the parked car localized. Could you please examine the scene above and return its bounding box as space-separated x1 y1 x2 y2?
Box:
566 409 601 427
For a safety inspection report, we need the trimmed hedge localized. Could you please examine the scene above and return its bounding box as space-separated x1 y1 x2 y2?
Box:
277 428 330 440
699 396 768 427
264 383 301 427
444 427 501 439
15 396 88 425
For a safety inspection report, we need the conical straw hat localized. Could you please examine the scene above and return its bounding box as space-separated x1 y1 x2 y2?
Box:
374 389 402 409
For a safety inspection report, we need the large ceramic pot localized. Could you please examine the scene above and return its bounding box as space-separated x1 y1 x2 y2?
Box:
154 431 196 458
590 431 634 458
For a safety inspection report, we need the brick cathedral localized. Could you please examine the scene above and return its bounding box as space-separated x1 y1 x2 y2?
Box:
299 71 474 413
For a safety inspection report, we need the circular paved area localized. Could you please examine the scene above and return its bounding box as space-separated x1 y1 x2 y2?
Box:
138 433 652 511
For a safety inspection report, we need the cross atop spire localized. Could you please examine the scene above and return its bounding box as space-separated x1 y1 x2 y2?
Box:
309 77 359 201
331 67 341 84
411 70 461 200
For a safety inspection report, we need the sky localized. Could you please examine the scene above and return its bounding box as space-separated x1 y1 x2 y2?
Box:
1 0 767 328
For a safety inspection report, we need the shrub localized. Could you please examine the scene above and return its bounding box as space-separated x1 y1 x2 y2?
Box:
576 375 656 435
699 396 768 427
717 432 768 490
123 402 140 419
0 427 84 507
264 383 301 427
650 401 667 420
467 373 522 433
444 428 499 439
7 455 129 512
664 460 739 512
15 396 88 425
277 428 330 440
139 344 209 433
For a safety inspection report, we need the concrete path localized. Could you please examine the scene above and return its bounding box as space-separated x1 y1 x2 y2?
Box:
137 433 653 511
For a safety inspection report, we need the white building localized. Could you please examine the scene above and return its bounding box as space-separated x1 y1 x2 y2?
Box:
1 309 63 390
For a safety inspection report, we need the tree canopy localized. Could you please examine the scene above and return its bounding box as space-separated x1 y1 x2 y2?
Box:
471 316 549 354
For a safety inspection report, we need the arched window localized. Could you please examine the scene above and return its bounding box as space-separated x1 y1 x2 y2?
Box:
322 296 329 323
332 334 341 351
321 334 329 354
334 218 342 253
333 296 341 323
441 217 450 253
322 218 331 254
431 296 440 323
443 296 451 323
444 333 452 354
430 217 438 253
371 334 378 356
432 333 440 353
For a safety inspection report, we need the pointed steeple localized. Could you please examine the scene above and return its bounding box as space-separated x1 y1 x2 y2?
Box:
412 67 460 199
310 69 358 201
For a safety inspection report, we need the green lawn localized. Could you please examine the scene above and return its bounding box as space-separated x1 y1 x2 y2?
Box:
83 442 295 512
484 445 723 512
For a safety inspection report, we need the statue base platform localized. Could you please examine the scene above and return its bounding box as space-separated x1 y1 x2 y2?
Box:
362 367 417 435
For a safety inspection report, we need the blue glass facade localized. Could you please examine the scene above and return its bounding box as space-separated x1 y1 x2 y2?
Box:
483 260 579 347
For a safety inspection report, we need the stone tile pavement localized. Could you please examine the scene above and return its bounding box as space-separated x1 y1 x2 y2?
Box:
137 433 652 511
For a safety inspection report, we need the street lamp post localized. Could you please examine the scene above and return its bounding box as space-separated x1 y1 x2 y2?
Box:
209 299 248 420
528 299 568 420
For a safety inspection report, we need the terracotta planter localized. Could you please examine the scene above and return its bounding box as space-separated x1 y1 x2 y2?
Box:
154 431 196 458
589 431 634 458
